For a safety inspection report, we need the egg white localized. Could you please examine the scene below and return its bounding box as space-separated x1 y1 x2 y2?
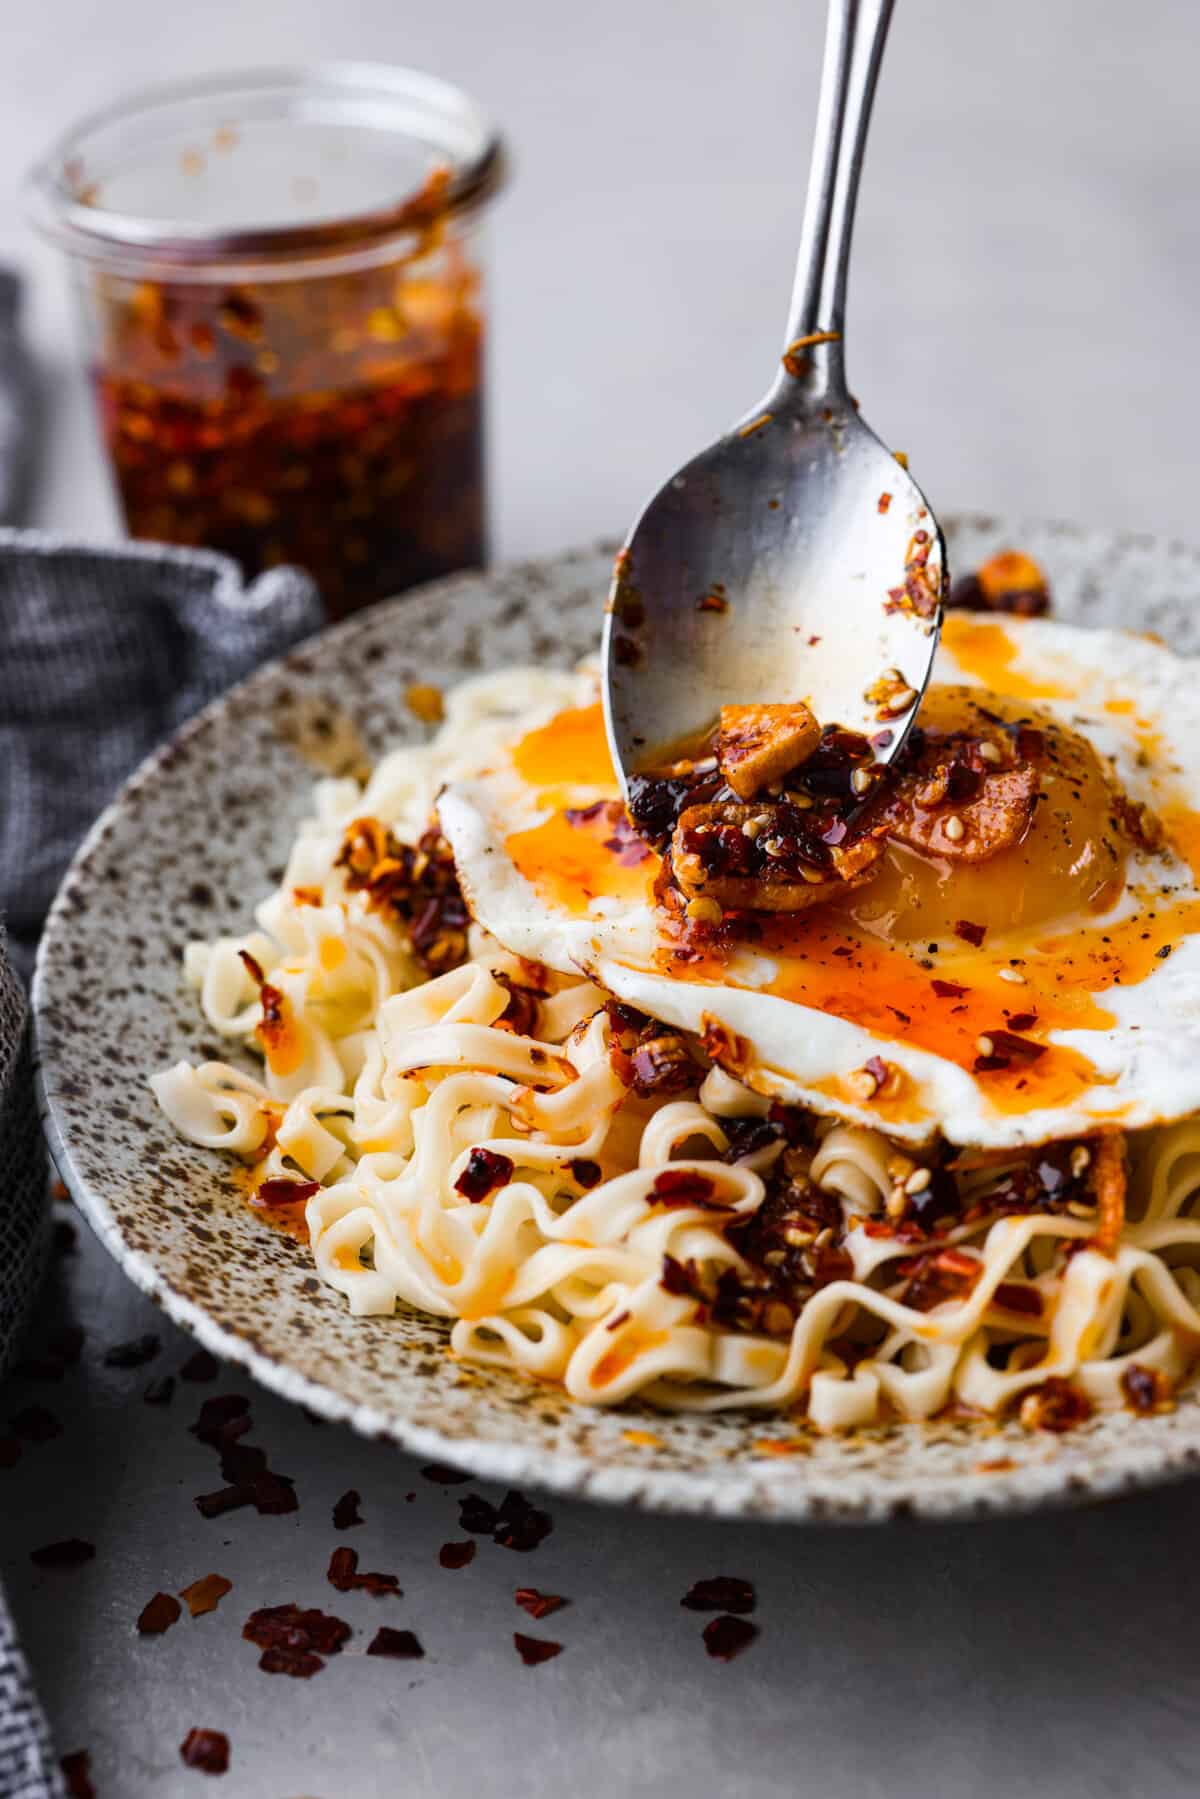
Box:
438 616 1200 1148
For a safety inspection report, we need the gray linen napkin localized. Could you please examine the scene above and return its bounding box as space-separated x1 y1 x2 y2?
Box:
0 272 324 1796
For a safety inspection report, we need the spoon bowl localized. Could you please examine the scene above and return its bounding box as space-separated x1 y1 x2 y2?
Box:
603 0 945 791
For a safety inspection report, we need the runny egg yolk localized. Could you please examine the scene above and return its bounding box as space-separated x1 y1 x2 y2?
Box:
834 686 1127 945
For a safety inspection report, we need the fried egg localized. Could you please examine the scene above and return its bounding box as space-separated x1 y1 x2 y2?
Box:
437 612 1200 1148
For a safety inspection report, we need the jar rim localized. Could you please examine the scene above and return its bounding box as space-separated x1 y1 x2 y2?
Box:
25 62 505 274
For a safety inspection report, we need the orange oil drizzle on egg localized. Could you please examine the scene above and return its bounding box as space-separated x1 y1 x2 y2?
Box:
500 698 1200 1122
941 616 1070 700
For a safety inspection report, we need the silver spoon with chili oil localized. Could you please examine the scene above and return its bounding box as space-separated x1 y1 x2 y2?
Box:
602 0 945 826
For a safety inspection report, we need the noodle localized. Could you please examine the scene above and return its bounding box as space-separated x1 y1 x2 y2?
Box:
150 673 1200 1428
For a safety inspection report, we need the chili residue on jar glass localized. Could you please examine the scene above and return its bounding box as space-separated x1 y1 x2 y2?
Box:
27 65 505 618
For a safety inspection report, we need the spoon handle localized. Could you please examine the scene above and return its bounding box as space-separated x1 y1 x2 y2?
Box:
781 0 895 397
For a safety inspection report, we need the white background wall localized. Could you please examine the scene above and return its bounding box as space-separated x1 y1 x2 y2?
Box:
4 0 1198 559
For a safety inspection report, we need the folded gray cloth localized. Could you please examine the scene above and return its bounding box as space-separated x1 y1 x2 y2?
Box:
0 529 323 981
0 268 324 1796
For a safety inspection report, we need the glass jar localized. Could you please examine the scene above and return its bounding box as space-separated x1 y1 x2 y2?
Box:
27 65 504 619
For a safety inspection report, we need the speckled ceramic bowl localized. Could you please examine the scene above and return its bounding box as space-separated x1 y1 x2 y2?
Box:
32 518 1200 1521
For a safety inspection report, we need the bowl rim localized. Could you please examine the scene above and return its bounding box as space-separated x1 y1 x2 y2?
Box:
32 520 1200 1523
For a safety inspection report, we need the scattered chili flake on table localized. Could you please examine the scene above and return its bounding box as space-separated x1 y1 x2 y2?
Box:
702 1615 759 1661
439 1540 476 1570
493 1490 553 1551
242 1603 350 1678
513 1633 563 1667
59 1750 95 1799
179 1727 229 1775
189 1393 298 1518
30 1538 95 1570
681 1577 756 1615
137 1591 182 1635
420 1461 470 1484
180 1349 221 1382
458 1493 498 1533
367 1626 425 1660
103 1332 161 1369
333 1488 363 1529
180 1574 233 1618
514 1588 567 1620
327 1547 401 1596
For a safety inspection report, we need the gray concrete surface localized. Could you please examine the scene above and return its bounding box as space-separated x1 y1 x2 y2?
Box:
3 1 1200 1794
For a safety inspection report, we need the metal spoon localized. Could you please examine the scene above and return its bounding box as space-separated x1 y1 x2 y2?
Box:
602 0 945 797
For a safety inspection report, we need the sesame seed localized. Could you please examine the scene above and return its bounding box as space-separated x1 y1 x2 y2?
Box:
686 896 723 924
790 792 814 810
799 867 826 885
851 767 873 796
978 741 1004 765
885 1189 908 1220
976 1034 995 1057
763 838 784 857
742 818 763 840
997 967 1026 985
944 814 965 842
904 1167 932 1195
846 1070 877 1101
1070 1146 1092 1179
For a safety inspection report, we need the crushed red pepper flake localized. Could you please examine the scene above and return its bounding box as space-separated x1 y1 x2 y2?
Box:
493 1490 553 1552
1018 1377 1093 1433
454 1148 514 1203
651 1169 728 1211
1121 1362 1173 1414
702 1615 759 1660
243 1602 350 1678
260 1645 324 1677
250 1177 319 1210
420 1462 470 1484
180 1574 233 1618
514 1587 568 1620
458 1493 498 1533
179 1727 229 1775
179 1349 220 1382
680 1577 756 1615
137 1591 182 1635
327 1546 401 1597
190 1394 298 1518
60 1749 95 1798
513 1632 563 1667
439 1540 477 1570
333 1488 363 1529
30 1538 95 1570
103 1333 161 1369
367 1626 425 1659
